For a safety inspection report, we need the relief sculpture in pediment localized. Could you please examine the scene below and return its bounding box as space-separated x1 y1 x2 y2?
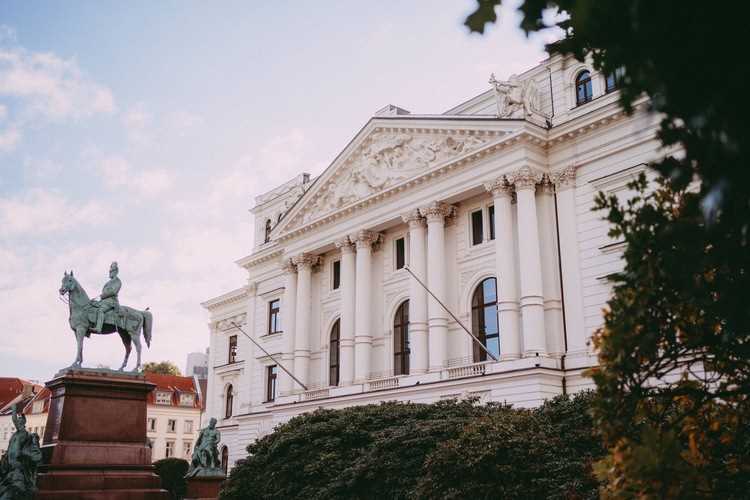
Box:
300 132 489 225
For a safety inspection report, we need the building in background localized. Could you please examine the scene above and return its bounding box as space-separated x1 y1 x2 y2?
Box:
186 350 209 380
145 373 204 461
0 378 42 454
203 51 662 470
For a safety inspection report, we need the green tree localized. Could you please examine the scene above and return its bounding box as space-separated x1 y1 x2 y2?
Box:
220 393 602 500
143 361 181 376
465 1 750 497
153 457 189 500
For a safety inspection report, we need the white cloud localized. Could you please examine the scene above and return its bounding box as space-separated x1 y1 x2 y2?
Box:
24 156 62 181
121 103 153 147
0 188 113 236
167 110 203 135
98 155 174 197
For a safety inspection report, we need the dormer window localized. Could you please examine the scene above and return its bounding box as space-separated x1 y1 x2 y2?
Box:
179 393 195 407
32 400 44 414
264 219 272 243
155 391 172 405
575 70 593 106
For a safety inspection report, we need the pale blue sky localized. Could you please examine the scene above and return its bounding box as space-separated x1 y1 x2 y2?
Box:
0 1 552 381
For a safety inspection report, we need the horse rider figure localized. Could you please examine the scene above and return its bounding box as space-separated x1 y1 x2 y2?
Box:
90 261 122 333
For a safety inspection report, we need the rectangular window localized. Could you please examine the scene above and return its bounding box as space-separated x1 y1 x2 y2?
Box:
184 420 193 434
268 299 280 334
395 237 406 270
332 260 341 290
155 391 172 405
471 210 484 245
147 418 156 431
165 441 174 458
184 441 192 458
266 365 277 402
179 393 195 407
167 419 177 433
488 205 495 240
228 335 238 363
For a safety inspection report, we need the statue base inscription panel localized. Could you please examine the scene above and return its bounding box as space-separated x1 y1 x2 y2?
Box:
34 369 169 499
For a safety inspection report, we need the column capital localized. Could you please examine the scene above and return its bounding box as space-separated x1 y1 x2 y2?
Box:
507 166 544 191
550 166 576 191
420 201 456 224
335 237 356 254
353 230 381 250
291 253 319 270
281 258 297 274
483 176 514 198
539 177 555 195
401 209 426 229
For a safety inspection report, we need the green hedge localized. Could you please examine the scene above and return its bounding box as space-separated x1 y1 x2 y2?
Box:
153 457 189 500
220 391 603 499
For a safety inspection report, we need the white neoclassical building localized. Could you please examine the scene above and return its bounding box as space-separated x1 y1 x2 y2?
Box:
203 53 663 468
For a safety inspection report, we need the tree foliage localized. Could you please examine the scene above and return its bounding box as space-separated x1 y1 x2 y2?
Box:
153 457 189 500
143 361 182 376
220 392 602 500
465 1 750 497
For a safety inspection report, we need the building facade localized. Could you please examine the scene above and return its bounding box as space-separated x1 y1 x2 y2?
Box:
145 373 203 461
203 53 666 468
0 378 41 455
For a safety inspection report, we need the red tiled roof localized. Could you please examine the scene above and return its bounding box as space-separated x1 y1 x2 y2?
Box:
0 378 39 411
144 373 200 408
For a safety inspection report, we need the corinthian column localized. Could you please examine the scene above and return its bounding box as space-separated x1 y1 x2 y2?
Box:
354 230 379 382
551 167 587 354
335 237 356 385
280 260 297 395
421 201 455 371
507 166 547 356
292 253 318 388
483 177 521 359
401 210 428 374
537 178 565 356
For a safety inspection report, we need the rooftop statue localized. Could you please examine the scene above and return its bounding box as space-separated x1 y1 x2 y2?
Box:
185 418 224 478
0 404 42 500
489 73 542 119
58 262 153 371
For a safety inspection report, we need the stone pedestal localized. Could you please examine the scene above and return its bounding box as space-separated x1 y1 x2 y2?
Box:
35 368 169 499
185 476 225 500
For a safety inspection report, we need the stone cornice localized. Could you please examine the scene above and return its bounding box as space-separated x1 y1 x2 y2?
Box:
202 287 249 312
236 247 284 270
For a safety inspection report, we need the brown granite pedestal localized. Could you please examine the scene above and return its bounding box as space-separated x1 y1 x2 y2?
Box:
185 475 225 500
34 369 169 499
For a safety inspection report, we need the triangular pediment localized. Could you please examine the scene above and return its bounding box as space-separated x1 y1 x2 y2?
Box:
275 119 522 237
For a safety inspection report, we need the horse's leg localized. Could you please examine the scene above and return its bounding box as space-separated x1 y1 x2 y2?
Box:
132 333 142 372
118 329 132 371
72 327 85 368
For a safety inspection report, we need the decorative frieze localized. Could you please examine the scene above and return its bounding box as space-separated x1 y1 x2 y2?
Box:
550 166 577 191
216 313 247 331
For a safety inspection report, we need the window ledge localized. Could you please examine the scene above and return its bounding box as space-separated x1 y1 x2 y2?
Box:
260 331 283 339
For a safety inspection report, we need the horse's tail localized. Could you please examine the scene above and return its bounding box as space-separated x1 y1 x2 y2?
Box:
142 308 153 348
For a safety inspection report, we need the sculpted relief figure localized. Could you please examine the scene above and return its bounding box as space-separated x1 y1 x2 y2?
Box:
0 405 42 500
58 262 154 371
300 132 488 225
489 73 542 119
185 418 223 478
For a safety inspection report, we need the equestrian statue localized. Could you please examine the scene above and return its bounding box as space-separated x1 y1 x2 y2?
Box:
58 262 153 371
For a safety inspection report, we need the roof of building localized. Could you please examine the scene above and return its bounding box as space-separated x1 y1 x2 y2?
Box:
0 378 41 413
144 373 201 409
22 388 51 415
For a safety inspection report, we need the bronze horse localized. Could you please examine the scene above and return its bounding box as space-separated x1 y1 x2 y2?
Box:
59 271 153 371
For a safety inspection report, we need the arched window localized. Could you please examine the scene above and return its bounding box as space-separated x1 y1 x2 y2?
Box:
393 300 410 376
221 445 229 475
224 384 233 419
472 278 499 362
329 319 340 386
263 219 272 243
575 70 593 105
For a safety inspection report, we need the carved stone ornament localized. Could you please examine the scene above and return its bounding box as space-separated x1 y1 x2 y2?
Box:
353 230 381 249
483 176 514 198
489 73 543 119
401 209 426 228
550 166 577 190
334 237 355 254
506 166 544 191
420 201 456 223
281 258 297 275
292 253 320 269
292 131 490 228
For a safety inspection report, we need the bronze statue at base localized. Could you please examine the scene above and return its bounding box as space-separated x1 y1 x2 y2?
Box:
0 404 42 500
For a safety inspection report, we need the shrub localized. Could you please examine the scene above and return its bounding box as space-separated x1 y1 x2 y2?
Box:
154 457 189 500
220 392 602 499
